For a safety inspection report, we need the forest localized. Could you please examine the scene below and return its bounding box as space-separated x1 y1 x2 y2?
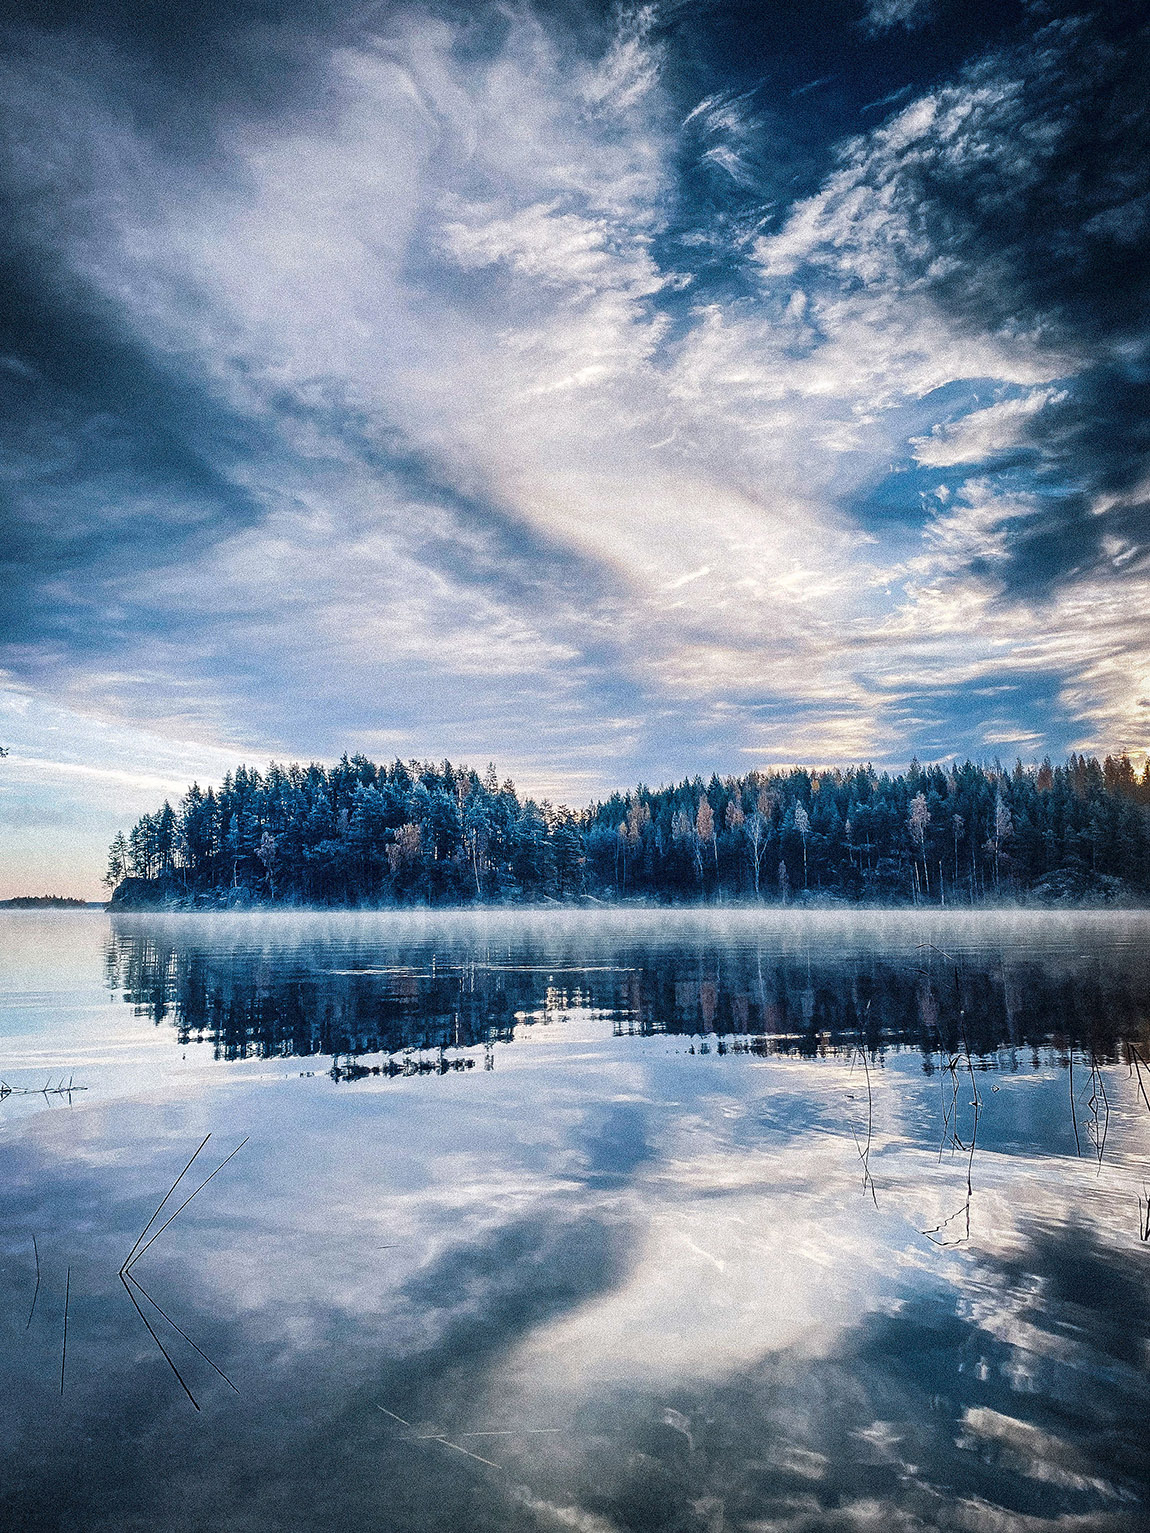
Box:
106 751 1150 907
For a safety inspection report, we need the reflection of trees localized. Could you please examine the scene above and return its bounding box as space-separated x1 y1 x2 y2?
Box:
105 922 1150 1066
106 935 522 1061
621 951 1150 1063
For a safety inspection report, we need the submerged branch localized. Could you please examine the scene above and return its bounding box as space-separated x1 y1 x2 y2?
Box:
119 1136 247 1409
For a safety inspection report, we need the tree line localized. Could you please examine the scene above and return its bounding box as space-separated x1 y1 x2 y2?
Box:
106 751 1150 907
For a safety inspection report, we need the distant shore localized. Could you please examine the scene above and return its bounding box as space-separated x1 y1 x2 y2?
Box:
0 895 99 909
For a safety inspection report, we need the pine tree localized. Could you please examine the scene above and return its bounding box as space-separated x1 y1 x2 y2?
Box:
105 832 129 889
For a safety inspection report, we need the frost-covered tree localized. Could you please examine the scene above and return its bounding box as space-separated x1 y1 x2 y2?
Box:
908 792 930 897
794 802 810 889
107 751 1150 907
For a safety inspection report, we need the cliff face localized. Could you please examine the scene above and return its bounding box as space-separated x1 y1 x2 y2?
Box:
110 877 263 910
109 876 179 909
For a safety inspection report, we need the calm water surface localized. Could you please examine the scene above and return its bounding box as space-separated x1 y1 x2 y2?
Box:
1 908 1149 1533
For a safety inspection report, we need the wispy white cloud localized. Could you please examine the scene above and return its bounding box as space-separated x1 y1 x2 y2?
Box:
911 390 1064 467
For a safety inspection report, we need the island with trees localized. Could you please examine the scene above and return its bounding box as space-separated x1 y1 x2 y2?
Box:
104 752 1150 908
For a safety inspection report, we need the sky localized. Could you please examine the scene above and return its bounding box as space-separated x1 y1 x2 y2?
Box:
1 0 1148 896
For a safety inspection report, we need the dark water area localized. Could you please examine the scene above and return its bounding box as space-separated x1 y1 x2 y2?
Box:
105 907 1150 1063
1 909 1149 1533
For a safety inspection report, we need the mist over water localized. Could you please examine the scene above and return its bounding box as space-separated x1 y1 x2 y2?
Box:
2 909 1149 1532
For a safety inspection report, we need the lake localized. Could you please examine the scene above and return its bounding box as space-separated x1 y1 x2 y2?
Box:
1 908 1149 1532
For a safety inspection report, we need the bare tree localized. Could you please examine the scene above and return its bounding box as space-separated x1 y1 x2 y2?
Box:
794 802 810 889
387 822 422 875
744 812 768 897
908 792 930 897
988 789 1013 891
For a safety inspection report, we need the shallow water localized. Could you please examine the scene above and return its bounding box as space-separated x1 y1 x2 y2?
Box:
1 908 1149 1533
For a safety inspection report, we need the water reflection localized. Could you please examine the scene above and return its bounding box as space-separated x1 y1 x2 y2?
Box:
105 909 1150 1065
2 910 1149 1532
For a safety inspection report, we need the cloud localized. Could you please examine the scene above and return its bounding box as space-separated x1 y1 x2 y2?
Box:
1 0 1149 885
8 1 869 773
758 11 1150 341
862 0 934 36
910 389 1061 468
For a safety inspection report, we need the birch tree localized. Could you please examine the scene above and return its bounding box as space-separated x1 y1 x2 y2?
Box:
908 792 930 896
744 811 768 897
794 802 810 889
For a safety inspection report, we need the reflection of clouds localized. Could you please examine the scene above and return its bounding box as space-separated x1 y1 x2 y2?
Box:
3 924 1150 1528
504 1176 911 1387
959 1407 1119 1500
484 1056 1150 1521
495 1184 1150 1529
